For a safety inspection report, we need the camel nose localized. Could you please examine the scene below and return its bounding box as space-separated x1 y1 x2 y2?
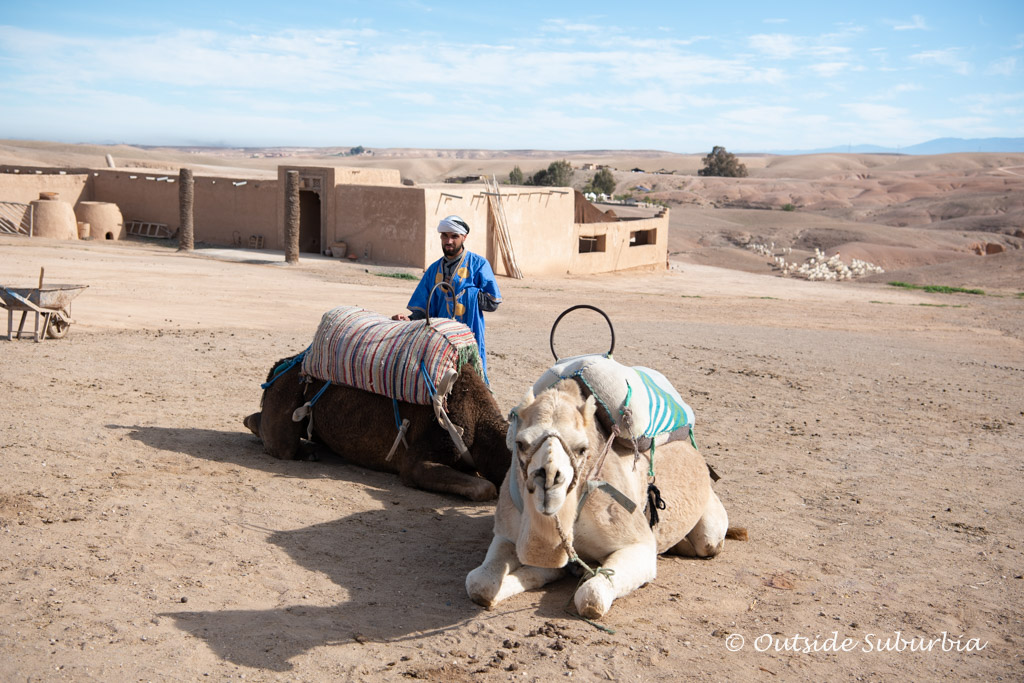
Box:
532 466 564 491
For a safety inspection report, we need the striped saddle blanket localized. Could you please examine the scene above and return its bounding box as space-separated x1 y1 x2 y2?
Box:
302 306 483 405
532 354 695 450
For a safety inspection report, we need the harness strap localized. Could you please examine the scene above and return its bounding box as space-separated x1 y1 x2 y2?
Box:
431 367 473 466
509 451 524 513
575 480 637 519
292 380 332 439
387 418 411 462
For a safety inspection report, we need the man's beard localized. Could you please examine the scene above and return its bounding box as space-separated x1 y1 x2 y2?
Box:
443 244 462 257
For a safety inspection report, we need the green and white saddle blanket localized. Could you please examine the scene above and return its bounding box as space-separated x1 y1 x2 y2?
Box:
532 354 696 450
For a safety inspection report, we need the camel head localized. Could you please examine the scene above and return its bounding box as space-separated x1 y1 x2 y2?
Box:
511 380 600 517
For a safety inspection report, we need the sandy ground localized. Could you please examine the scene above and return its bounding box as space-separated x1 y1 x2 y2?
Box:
1 233 1021 681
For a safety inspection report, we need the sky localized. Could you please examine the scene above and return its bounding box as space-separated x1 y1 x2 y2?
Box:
0 1 1021 152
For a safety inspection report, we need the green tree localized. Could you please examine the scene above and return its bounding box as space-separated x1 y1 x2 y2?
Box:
697 146 748 177
509 165 524 185
591 167 616 194
348 145 365 156
547 159 574 186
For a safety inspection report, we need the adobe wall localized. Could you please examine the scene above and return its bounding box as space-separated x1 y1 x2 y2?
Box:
194 178 278 248
498 189 577 276
92 171 278 247
0 170 92 206
568 210 669 274
422 185 495 268
332 185 427 266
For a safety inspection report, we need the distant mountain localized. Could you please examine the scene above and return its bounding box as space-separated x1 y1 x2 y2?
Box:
752 137 1024 156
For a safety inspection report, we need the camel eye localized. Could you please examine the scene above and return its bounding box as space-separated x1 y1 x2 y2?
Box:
516 439 527 453
575 445 587 457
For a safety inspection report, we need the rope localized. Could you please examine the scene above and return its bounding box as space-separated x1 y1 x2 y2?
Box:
553 513 617 635
261 347 309 390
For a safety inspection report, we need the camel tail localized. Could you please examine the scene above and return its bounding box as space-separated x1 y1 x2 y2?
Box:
726 526 749 542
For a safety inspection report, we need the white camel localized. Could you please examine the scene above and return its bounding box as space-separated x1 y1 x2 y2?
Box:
466 378 730 619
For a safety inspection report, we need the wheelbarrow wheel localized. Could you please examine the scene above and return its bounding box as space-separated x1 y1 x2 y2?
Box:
46 315 70 339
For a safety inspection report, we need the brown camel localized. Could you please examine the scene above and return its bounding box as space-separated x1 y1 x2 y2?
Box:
244 353 511 501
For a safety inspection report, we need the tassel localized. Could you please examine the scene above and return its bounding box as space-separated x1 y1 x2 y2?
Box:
646 483 666 528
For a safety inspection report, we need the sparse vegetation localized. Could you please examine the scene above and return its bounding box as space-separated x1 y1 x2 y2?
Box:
698 146 748 178
888 282 986 295
509 165 523 185
782 203 796 211
376 272 419 281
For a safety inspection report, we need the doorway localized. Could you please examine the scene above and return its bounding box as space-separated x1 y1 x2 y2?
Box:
299 190 321 253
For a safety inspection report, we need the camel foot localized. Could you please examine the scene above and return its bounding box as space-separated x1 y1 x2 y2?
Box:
574 573 614 619
243 413 261 437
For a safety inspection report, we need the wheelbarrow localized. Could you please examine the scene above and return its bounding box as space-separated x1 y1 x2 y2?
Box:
1 268 88 342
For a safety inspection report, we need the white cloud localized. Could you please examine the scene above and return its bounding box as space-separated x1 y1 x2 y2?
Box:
891 15 929 31
866 83 923 101
910 48 970 75
843 103 909 122
748 33 800 59
809 62 849 78
748 31 854 61
986 57 1017 76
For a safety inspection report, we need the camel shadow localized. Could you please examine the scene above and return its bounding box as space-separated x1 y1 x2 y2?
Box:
160 485 578 671
107 423 386 485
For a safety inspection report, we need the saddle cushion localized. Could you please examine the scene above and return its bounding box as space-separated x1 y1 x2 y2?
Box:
302 306 482 404
532 354 694 449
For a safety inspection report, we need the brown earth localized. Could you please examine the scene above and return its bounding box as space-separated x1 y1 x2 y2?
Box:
0 141 1022 681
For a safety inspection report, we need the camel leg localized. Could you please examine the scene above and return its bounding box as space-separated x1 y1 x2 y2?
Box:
401 459 498 502
668 490 728 558
466 536 565 608
574 540 658 619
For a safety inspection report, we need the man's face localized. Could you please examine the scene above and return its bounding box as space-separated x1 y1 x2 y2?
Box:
440 231 466 257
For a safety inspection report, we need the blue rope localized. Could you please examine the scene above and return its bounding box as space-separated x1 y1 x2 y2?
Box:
392 398 402 430
418 360 437 398
307 380 332 407
260 347 310 390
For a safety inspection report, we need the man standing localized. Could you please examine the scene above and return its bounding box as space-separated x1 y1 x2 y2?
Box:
393 215 502 383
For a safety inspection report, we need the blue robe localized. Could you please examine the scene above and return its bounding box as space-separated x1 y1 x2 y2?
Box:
407 250 501 383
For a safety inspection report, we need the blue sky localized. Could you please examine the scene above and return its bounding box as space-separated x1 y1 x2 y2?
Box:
0 1 1021 152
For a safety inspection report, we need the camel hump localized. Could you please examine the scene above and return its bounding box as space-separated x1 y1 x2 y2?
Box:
301 305 483 404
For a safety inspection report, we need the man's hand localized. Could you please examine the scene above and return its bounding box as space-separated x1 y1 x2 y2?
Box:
391 314 410 321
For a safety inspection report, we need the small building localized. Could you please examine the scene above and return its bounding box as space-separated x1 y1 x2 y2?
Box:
0 164 668 276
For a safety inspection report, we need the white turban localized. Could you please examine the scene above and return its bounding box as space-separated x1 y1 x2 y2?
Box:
437 215 470 235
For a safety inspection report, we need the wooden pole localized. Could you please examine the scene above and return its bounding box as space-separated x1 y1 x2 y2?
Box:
177 168 194 251
285 170 300 265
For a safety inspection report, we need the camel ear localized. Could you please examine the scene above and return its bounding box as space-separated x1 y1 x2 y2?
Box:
582 394 598 426
518 387 535 409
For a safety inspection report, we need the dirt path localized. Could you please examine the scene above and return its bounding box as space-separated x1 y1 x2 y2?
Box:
1 236 1021 681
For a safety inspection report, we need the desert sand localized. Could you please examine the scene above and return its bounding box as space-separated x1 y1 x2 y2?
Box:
1 142 1022 681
